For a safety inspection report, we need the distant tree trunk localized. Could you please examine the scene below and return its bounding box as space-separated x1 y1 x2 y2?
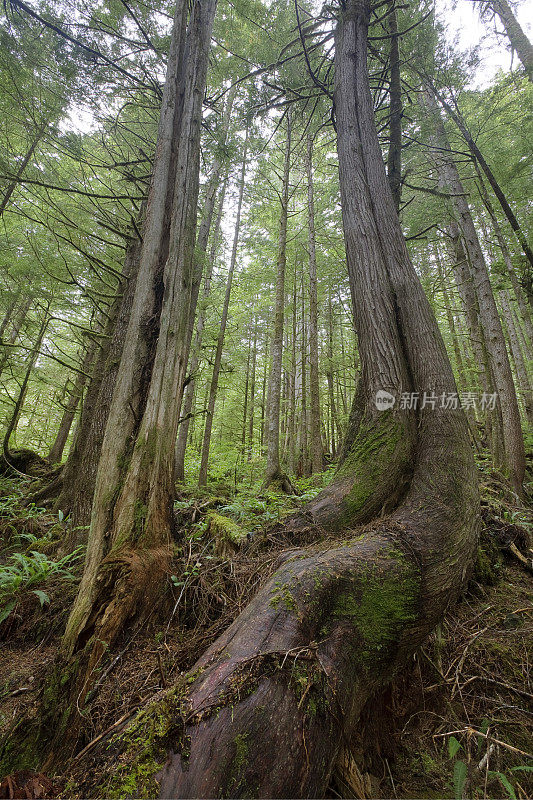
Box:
326 289 342 456
175 176 228 481
475 164 533 356
435 245 466 387
0 286 22 341
306 135 324 474
247 312 258 460
431 85 533 270
427 93 525 491
0 116 49 218
47 338 99 465
109 3 479 794
60 0 217 709
487 0 533 79
386 1 402 212
264 113 294 491
3 307 49 465
499 289 533 425
0 296 32 377
198 133 248 487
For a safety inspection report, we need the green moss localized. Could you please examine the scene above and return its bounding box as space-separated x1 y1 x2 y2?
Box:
337 412 409 518
104 683 190 799
208 512 247 548
333 553 420 665
269 584 297 612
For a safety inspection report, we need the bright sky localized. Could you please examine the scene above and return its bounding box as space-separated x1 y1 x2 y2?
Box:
435 0 533 87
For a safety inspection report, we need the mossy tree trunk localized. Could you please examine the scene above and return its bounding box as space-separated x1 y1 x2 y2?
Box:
103 1 479 796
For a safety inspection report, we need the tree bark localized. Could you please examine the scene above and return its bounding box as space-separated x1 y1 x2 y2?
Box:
386 1 402 212
103 4 479 796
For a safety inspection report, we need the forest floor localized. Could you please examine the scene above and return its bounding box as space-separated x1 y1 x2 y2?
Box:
0 465 531 800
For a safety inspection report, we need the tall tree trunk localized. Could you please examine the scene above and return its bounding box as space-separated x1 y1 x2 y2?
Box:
54 235 141 533
175 176 228 481
104 5 479 796
426 93 525 491
435 245 466 387
198 133 248 487
264 113 294 491
326 289 342 457
60 0 217 707
386 1 402 212
306 135 324 474
499 289 533 425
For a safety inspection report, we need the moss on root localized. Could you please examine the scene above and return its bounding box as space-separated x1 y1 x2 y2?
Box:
336 412 410 520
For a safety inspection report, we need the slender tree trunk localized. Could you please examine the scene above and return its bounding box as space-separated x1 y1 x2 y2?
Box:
175 176 228 481
306 135 324 474
427 93 525 491
431 85 533 270
48 338 99 464
0 296 32 377
326 289 342 456
198 133 248 487
247 312 257 460
241 325 252 456
435 245 466 387
108 4 479 794
3 308 49 465
264 114 294 491
499 289 533 425
0 117 49 217
475 164 533 356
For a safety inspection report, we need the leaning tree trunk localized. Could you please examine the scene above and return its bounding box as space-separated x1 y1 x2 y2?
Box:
386 0 402 213
54 0 217 729
98 2 479 796
489 0 533 80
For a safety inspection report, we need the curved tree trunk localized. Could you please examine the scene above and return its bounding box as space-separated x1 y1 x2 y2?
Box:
102 3 479 796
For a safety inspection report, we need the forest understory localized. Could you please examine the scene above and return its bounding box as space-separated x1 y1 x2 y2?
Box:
0 466 532 800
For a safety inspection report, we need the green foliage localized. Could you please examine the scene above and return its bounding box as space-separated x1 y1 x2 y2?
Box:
0 546 83 624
